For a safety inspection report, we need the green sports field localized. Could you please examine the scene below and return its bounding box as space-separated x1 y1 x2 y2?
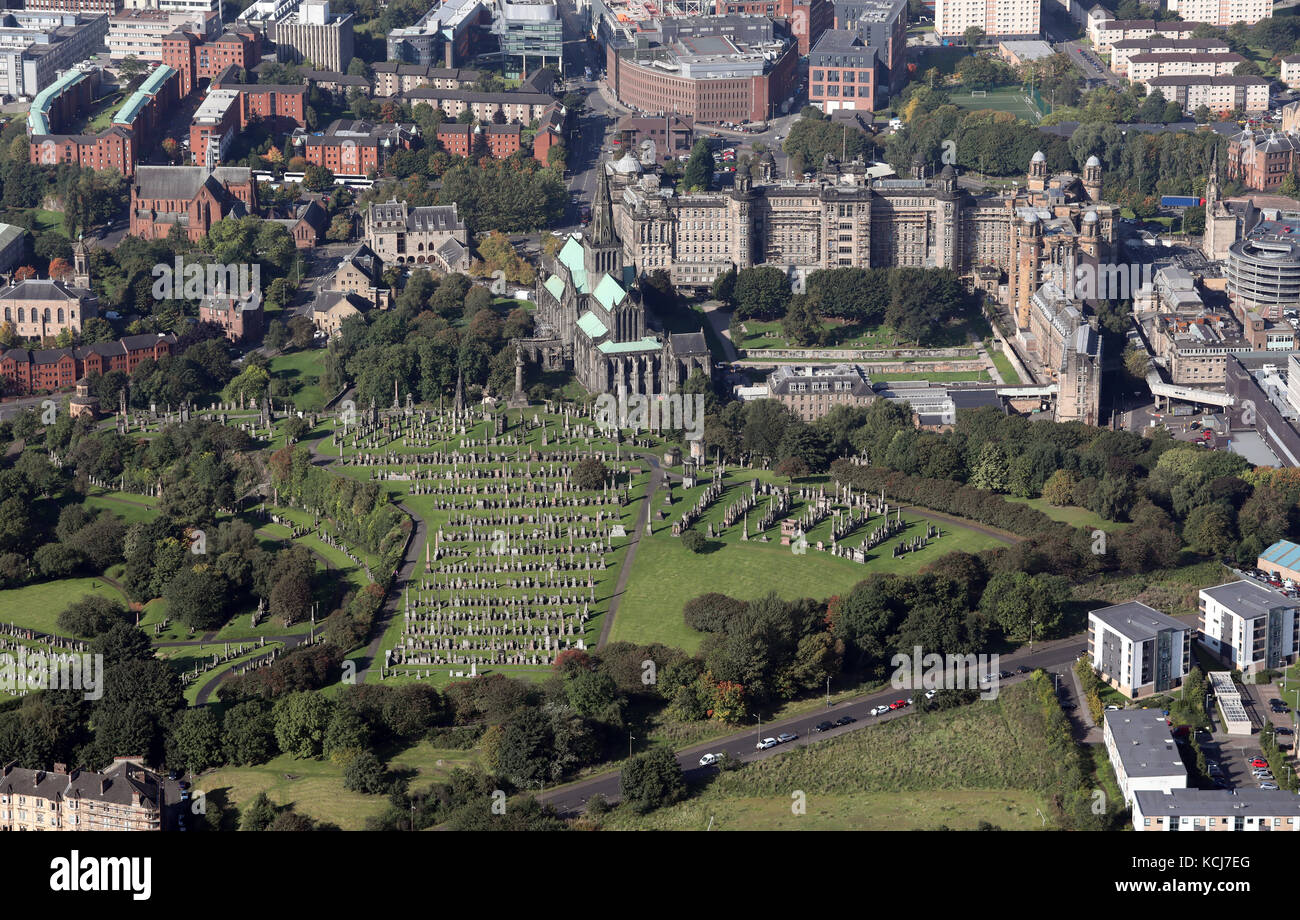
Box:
952 86 1042 122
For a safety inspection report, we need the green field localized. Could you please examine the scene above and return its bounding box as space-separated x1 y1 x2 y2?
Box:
603 679 1063 830
198 740 481 830
738 319 910 351
952 85 1041 122
989 349 1021 384
268 348 330 412
1006 495 1132 532
873 369 993 382
611 507 1006 652
0 576 129 636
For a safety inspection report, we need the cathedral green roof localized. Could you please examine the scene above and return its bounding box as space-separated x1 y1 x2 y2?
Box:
558 236 587 294
544 275 565 301
576 311 608 339
592 273 626 312
597 337 660 355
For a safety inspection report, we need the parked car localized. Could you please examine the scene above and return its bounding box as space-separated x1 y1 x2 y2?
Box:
925 689 938 700
889 699 907 710
1016 666 1030 674
756 737 779 750
1105 704 1122 711
1276 727 1294 736
777 732 798 743
1260 782 1280 790
870 705 889 716
813 721 835 733
699 753 722 766
1251 758 1269 768
835 715 856 726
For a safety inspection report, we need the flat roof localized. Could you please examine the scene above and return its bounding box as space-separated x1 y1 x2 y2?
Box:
1089 601 1187 641
1104 710 1189 780
1200 579 1293 618
1135 787 1300 817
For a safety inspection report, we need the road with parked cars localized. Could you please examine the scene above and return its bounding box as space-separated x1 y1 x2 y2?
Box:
538 640 1089 816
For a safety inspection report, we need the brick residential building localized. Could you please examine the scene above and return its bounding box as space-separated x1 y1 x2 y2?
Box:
534 102 566 165
298 119 417 176
436 122 522 159
163 25 261 97
0 333 177 395
371 62 480 97
1226 129 1300 191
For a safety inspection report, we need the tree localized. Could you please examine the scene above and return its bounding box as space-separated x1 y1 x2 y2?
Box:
272 691 333 759
342 750 390 794
165 566 227 630
711 265 737 305
303 164 335 192
240 791 279 831
681 529 707 553
620 746 686 813
964 25 985 46
733 266 792 320
56 595 127 638
573 457 607 490
681 139 713 192
224 700 276 765
171 707 223 773
979 572 1069 641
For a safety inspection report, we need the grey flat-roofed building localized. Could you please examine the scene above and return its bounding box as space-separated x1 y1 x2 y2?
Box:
1133 788 1300 831
1089 602 1191 699
1199 579 1299 674
1102 709 1189 808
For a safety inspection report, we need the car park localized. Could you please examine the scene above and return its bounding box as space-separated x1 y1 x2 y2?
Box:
777 732 798 743
756 737 778 750
814 721 834 733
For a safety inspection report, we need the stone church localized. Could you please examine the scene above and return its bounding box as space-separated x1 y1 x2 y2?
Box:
532 166 711 397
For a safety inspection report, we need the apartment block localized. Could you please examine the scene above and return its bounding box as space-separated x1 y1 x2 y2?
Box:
1134 789 1300 830
1086 13 1200 53
1145 75 1270 115
0 759 173 831
371 62 481 98
162 26 260 96
1102 709 1189 810
1110 38 1230 76
400 87 555 125
106 8 218 60
1088 601 1191 699
1163 0 1270 28
0 12 111 99
189 87 240 167
934 0 1040 40
1198 580 1299 675
1126 52 1243 83
435 122 522 159
298 119 417 177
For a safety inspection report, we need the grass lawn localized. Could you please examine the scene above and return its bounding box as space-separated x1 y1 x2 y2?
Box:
603 679 1063 830
611 508 1005 652
267 348 329 412
27 209 69 239
989 349 1021 384
1005 495 1132 532
85 90 128 132
873 369 993 382
198 741 480 829
84 491 159 525
0 576 129 636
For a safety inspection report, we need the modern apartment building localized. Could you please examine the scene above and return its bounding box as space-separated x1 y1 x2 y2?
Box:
1198 580 1299 675
400 86 555 124
1088 601 1191 699
1086 13 1201 53
933 0 1039 40
1163 0 1270 28
435 122 523 159
298 119 418 176
371 63 480 97
1126 52 1243 83
1110 37 1230 76
1102 710 1190 809
162 26 261 96
1144 74 1270 115
1133 789 1300 831
387 0 488 68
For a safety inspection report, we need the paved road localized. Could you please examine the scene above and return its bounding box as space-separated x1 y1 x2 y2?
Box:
1059 40 1121 88
539 635 1090 815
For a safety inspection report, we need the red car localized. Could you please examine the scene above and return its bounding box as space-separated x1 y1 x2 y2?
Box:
1251 758 1269 769
890 699 907 710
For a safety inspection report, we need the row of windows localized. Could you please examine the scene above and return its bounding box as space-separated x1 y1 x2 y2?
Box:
4 307 75 323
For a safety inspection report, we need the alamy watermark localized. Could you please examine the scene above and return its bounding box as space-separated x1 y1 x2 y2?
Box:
151 257 261 303
593 391 704 441
889 645 1000 700
0 649 102 700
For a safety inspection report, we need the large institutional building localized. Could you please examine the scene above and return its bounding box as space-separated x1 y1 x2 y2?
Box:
599 145 1109 423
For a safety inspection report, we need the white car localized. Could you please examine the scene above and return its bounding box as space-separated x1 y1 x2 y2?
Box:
870 705 889 716
699 753 722 766
925 689 938 700
756 737 778 750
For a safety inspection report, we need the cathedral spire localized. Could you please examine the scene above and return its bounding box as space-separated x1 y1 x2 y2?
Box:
589 162 616 247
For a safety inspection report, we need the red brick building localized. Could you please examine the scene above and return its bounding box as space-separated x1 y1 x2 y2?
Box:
32 127 134 176
435 122 522 159
163 27 261 98
300 120 417 176
129 165 257 242
0 334 177 396
1226 129 1300 191
199 292 263 343
533 102 565 165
